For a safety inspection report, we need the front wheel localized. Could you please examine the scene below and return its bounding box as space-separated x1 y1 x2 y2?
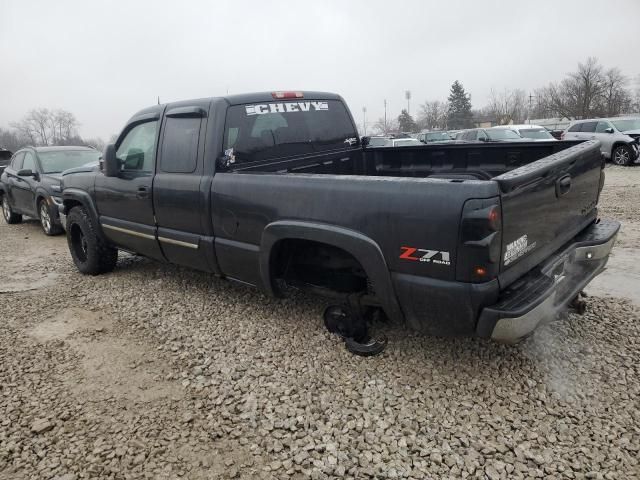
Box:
2 195 22 224
66 206 118 275
612 145 633 166
39 199 63 236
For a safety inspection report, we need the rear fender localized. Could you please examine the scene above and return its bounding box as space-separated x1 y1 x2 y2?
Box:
260 221 404 323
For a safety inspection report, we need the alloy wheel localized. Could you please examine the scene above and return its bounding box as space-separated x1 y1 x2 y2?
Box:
40 202 51 233
2 197 10 222
613 148 630 166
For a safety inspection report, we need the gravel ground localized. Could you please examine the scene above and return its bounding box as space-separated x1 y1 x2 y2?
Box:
0 165 639 479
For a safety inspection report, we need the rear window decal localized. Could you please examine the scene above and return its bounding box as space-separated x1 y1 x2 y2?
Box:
245 102 329 116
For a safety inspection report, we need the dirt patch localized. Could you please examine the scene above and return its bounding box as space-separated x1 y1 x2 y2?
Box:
30 308 182 403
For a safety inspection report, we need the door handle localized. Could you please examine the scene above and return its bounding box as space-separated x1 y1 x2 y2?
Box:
136 186 150 198
556 175 571 197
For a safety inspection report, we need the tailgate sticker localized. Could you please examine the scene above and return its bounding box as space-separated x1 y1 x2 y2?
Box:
503 234 537 266
245 102 329 116
399 247 450 266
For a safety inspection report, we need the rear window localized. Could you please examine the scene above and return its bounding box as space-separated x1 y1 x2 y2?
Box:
518 128 554 140
224 100 358 163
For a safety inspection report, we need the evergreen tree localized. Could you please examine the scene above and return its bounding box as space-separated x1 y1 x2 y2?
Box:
447 81 473 129
397 109 417 132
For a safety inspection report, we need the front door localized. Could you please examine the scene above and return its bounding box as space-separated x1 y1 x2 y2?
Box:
94 119 164 260
13 151 38 215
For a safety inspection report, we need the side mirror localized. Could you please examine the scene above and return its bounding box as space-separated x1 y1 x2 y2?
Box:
103 144 120 177
361 136 370 147
605 127 614 134
17 168 36 177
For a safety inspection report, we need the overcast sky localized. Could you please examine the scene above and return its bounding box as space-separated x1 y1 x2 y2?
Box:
1 0 639 139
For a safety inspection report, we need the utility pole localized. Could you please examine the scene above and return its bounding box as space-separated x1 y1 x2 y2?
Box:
405 91 411 115
362 106 367 136
384 99 387 133
528 94 535 124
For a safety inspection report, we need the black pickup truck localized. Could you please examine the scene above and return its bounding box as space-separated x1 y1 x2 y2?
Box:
58 91 619 354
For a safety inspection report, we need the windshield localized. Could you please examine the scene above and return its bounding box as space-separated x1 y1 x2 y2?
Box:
518 128 554 139
38 150 101 174
611 119 640 132
487 129 522 140
393 139 421 147
224 99 358 163
425 132 450 141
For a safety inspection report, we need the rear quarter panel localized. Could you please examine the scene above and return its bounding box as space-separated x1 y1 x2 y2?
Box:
211 173 499 285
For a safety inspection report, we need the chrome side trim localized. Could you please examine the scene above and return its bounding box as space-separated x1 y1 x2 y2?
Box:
102 223 155 240
158 236 199 249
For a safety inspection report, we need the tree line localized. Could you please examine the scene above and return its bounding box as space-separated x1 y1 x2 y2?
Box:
0 108 106 152
373 57 640 134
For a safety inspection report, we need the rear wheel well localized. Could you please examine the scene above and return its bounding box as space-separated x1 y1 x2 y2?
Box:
270 239 370 295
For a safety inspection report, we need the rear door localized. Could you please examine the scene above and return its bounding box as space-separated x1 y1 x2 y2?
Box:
563 122 583 140
495 140 603 285
153 103 213 271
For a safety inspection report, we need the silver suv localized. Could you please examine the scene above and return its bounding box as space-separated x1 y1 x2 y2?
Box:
562 118 640 165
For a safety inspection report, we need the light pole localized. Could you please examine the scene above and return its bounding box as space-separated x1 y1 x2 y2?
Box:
362 106 367 136
405 90 411 115
384 99 387 133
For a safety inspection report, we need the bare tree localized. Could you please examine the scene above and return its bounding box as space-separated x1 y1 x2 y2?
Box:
10 108 79 146
534 57 634 119
417 101 449 130
373 117 398 135
487 88 527 124
599 68 631 117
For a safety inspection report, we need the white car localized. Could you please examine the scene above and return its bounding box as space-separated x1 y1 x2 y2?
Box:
490 125 557 142
562 117 640 166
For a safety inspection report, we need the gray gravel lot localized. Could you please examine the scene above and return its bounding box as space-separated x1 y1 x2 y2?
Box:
0 166 639 479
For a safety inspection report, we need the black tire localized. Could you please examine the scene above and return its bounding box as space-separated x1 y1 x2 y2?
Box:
66 206 118 275
38 199 63 236
2 195 22 224
612 145 633 166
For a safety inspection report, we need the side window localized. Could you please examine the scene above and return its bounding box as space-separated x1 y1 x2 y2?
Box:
11 152 25 170
160 117 201 173
581 122 597 133
116 121 158 172
596 121 613 133
568 123 582 132
22 152 37 172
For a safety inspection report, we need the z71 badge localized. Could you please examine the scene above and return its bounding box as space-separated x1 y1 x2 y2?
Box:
399 247 451 266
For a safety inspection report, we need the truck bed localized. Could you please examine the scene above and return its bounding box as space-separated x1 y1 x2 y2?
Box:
231 140 585 180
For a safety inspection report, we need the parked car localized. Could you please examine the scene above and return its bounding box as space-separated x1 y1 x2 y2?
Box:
491 125 557 141
417 131 453 143
459 128 526 142
367 137 422 147
562 118 640 165
59 91 617 356
0 146 100 235
0 148 12 175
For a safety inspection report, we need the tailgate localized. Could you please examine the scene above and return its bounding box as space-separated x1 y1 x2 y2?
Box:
495 140 604 287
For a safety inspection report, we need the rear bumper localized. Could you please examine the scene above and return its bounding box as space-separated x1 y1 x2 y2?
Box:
476 219 620 343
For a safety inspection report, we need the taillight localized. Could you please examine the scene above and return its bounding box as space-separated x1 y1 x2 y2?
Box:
272 91 304 99
560 132 565 140
457 199 502 283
